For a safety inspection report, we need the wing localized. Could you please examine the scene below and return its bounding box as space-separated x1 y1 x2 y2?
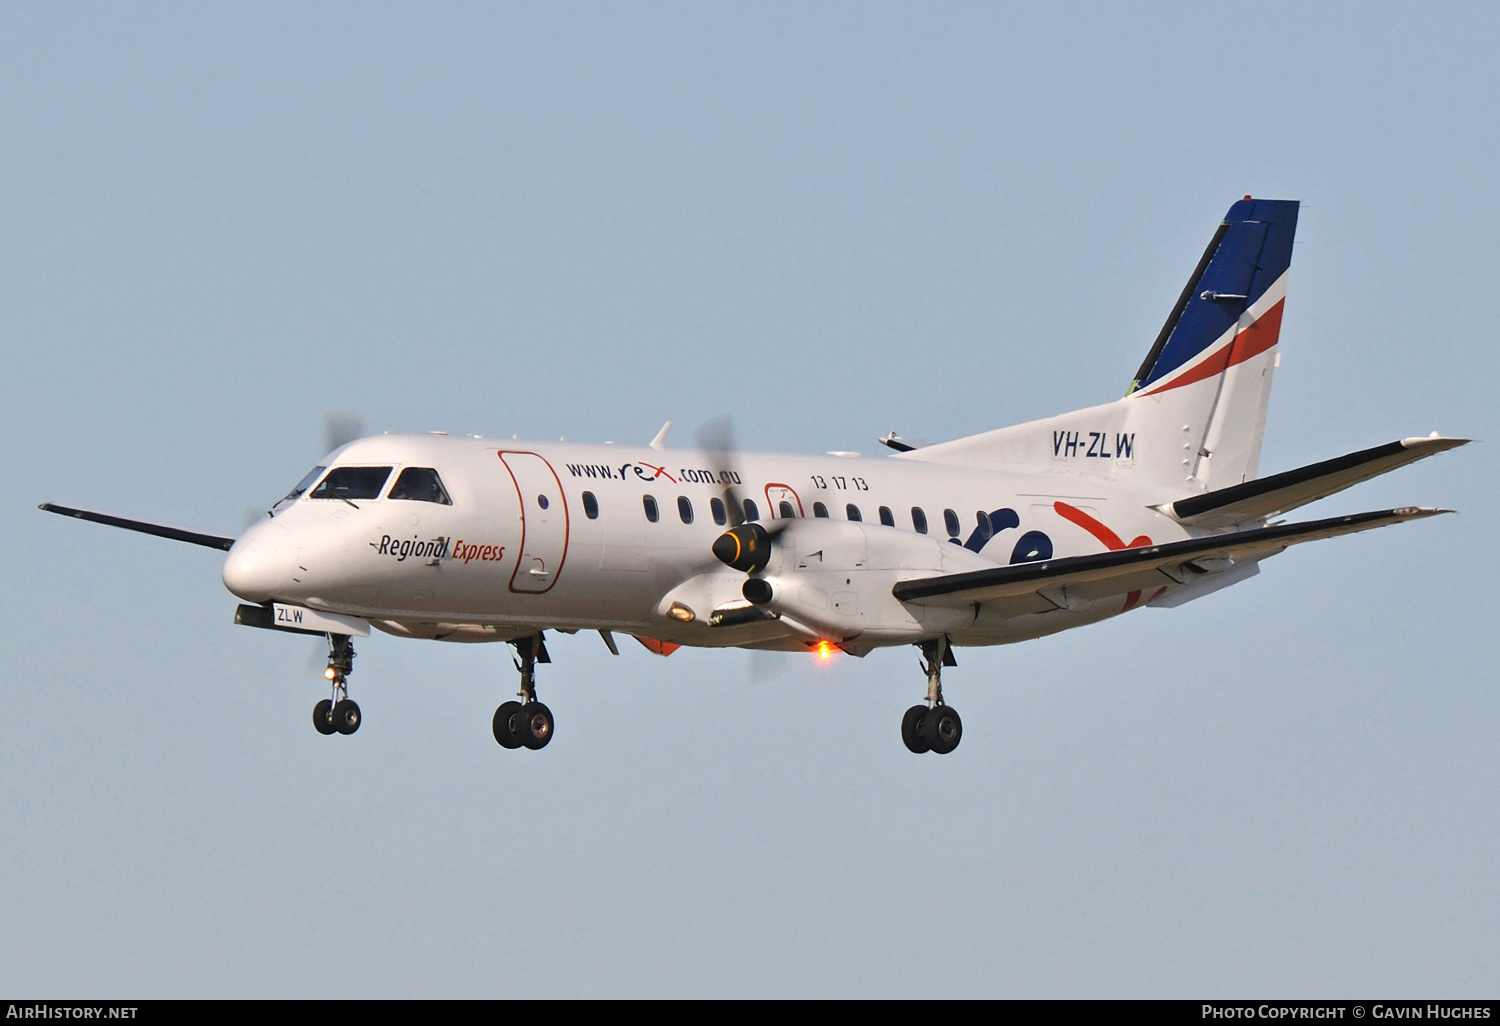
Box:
1168 436 1467 529
39 502 236 551
893 506 1449 613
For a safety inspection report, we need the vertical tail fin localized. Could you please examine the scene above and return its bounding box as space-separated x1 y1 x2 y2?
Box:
900 198 1299 494
1128 197 1299 489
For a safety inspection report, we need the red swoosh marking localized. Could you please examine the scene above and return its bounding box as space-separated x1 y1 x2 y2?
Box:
1053 501 1152 611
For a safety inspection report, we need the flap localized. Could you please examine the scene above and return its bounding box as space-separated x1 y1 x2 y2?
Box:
893 506 1449 610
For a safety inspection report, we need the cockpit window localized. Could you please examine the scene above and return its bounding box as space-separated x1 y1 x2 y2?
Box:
387 467 452 505
309 466 392 500
276 466 326 509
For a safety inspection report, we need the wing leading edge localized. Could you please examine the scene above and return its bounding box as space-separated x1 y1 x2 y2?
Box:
1168 436 1468 529
38 503 236 551
892 506 1449 611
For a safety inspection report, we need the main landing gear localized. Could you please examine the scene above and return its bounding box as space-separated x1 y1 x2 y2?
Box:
493 633 555 751
313 633 361 736
901 636 963 755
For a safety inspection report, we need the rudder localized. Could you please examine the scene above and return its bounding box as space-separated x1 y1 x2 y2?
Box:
1128 197 1300 490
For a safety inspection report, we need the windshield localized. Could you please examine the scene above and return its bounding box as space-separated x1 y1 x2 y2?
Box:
387 467 452 505
272 466 326 513
309 466 393 501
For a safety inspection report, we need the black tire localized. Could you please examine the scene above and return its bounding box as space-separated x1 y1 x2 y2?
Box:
333 699 362 735
493 701 525 749
313 699 337 736
922 704 962 755
518 702 554 750
901 704 931 754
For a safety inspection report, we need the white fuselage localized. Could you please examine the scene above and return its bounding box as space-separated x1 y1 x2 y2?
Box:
222 433 1201 652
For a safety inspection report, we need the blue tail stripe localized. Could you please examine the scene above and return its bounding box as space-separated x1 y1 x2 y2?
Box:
1140 199 1299 389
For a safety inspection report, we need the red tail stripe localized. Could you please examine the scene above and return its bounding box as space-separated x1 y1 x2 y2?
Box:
1143 298 1284 395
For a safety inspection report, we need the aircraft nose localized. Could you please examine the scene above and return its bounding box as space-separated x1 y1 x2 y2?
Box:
222 522 299 603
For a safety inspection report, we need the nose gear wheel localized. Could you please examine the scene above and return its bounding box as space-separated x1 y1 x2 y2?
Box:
312 634 361 737
313 699 337 736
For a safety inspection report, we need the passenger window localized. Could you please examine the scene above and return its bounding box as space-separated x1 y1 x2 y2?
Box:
974 510 993 540
310 466 392 501
678 496 694 524
643 495 659 523
743 499 760 522
582 491 599 520
388 467 452 505
878 506 894 527
778 501 796 519
846 504 862 522
813 502 829 518
710 497 727 526
944 508 961 537
911 507 928 534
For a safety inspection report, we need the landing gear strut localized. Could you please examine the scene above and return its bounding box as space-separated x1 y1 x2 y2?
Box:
493 633 554 751
313 633 361 736
902 635 962 755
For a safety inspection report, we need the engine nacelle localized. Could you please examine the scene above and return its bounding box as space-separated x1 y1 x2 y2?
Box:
733 518 995 644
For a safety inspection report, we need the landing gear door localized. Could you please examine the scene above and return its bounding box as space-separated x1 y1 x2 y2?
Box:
499 452 569 594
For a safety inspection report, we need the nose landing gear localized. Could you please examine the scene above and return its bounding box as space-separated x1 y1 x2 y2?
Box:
492 633 555 751
312 633 361 736
902 636 962 755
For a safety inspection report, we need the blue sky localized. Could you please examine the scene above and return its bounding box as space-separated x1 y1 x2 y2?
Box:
1 3 1494 996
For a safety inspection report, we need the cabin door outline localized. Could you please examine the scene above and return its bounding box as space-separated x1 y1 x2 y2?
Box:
764 482 805 518
498 451 570 594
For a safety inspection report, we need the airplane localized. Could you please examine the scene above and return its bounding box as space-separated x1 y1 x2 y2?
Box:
40 196 1467 756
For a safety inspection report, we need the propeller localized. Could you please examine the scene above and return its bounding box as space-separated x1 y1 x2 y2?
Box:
748 647 790 681
324 412 366 455
304 412 366 671
694 416 748 528
694 415 792 580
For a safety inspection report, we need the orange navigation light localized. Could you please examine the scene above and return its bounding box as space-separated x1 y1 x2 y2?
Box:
816 641 836 660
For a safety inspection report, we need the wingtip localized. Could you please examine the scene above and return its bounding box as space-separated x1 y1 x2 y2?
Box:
1400 435 1471 451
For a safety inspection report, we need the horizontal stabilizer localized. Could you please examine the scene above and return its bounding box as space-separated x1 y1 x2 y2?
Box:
893 506 1449 611
1167 436 1468 528
39 502 236 551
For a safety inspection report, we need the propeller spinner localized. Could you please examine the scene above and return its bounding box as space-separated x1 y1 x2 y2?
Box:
711 523 773 573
